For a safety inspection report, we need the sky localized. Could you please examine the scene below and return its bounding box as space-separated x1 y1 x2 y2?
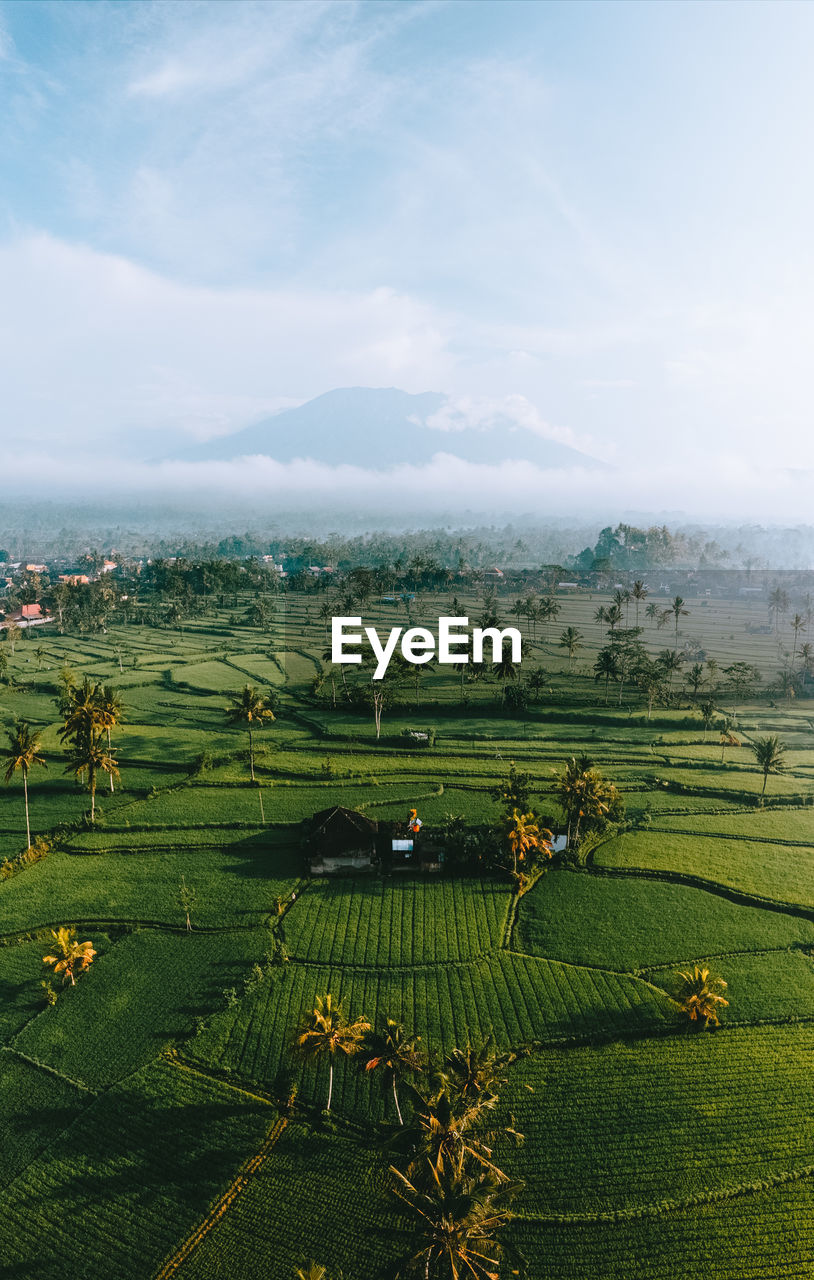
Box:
1 0 814 519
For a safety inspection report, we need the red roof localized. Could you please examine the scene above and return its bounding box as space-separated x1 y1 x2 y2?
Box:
21 603 42 619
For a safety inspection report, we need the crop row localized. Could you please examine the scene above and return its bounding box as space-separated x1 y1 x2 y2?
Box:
283 876 511 967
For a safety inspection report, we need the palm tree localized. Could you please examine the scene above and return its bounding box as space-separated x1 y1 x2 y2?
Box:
294 1266 335 1280
491 656 518 706
440 1038 513 1109
362 1019 424 1125
718 715 739 765
699 700 716 741
390 1162 521 1280
686 662 705 701
790 614 806 668
1 722 47 849
65 734 119 823
669 596 689 650
593 646 619 704
226 684 275 782
59 676 105 744
558 626 584 670
401 1086 522 1186
751 734 787 795
503 809 551 879
293 994 370 1113
631 580 649 626
676 966 728 1029
645 601 660 626
42 927 97 986
94 685 125 792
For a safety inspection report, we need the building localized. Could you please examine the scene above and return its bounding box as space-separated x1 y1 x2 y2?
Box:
59 574 90 586
304 806 379 875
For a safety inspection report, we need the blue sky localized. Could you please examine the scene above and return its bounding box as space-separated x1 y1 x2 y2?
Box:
1 0 813 516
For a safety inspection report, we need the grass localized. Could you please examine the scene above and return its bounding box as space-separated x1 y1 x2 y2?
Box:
1 594 813 1278
595 830 814 907
514 868 814 970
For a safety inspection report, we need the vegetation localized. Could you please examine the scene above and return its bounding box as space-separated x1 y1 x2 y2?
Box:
0 556 812 1278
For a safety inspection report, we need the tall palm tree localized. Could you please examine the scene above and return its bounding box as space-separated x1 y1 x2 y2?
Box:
593 646 620 704
676 966 728 1030
226 684 275 782
42 927 97 986
65 734 119 823
491 656 519 706
790 614 806 668
1 722 47 849
294 994 370 1113
751 734 787 795
362 1019 424 1125
390 1162 521 1280
95 685 125 792
670 596 689 650
558 626 584 671
631 580 649 626
645 601 660 626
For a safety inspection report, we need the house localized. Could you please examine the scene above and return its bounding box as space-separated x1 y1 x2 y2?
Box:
304 806 379 875
25 563 46 573
59 574 90 586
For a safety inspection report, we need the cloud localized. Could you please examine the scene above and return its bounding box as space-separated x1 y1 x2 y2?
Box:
422 393 600 456
1 446 812 526
0 234 454 445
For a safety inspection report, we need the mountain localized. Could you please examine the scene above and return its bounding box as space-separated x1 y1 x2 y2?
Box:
172 387 601 469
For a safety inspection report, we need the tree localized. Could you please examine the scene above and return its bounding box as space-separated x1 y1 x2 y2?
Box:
5 620 20 654
95 685 125 792
699 701 716 741
750 734 787 795
631 580 649 626
399 1085 522 1186
439 1038 513 1109
226 684 275 782
362 1019 424 1125
1 722 47 849
723 662 761 710
502 808 552 884
491 656 519 706
293 994 370 1113
558 626 583 670
42 927 97 986
676 966 728 1029
556 756 621 848
669 596 689 650
489 762 534 817
593 645 620 704
65 733 119 823
390 1162 521 1280
686 662 705 701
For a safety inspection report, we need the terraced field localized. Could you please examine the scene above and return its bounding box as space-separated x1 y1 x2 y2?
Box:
0 585 813 1279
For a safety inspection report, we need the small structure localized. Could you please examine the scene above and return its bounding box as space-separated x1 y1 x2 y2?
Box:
304 806 379 876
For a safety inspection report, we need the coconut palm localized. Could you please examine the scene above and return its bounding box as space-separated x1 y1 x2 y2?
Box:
593 646 620 704
1 721 47 849
556 756 617 848
558 626 584 670
631 580 649 626
390 1161 521 1280
503 809 552 878
293 994 370 1113
645 601 660 626
362 1019 424 1125
59 677 105 745
718 715 739 764
491 656 519 706
94 685 125 792
699 700 716 741
294 1264 335 1280
751 734 787 795
226 684 275 782
676 966 728 1029
42 927 96 986
686 662 705 701
65 734 119 823
400 1086 522 1186
439 1038 513 1109
790 614 806 668
669 596 689 650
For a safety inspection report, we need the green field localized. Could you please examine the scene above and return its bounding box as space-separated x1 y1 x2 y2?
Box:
1 583 813 1278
